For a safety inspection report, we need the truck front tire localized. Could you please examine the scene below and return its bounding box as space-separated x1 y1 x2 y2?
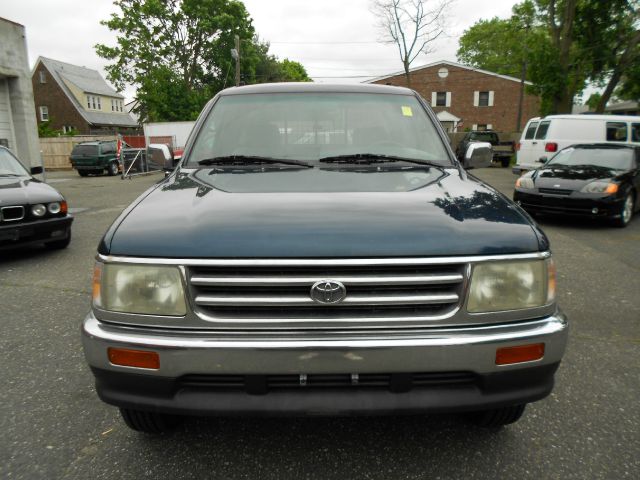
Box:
119 408 180 434
467 404 526 427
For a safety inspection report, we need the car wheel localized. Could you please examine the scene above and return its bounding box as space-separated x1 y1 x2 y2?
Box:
467 404 526 428
612 192 634 228
107 161 119 176
119 408 180 434
45 231 71 250
78 170 88 177
501 157 510 168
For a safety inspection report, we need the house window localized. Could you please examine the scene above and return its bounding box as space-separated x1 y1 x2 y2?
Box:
476 124 487 131
431 91 451 107
111 99 123 112
39 106 49 121
474 91 494 107
62 125 75 134
87 95 102 110
39 71 46 83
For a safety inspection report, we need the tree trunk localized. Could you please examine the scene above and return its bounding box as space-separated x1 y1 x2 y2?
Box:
595 30 640 113
595 70 623 113
404 60 411 88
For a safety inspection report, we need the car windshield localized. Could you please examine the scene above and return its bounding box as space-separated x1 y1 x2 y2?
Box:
72 144 99 156
0 148 30 177
547 147 634 170
186 92 451 167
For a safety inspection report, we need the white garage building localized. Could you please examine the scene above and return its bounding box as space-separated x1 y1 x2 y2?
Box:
0 17 41 167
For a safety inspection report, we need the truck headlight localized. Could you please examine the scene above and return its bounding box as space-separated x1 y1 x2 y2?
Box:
467 259 555 313
93 263 186 316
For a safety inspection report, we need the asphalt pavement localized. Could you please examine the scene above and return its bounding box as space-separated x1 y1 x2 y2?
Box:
1 167 638 479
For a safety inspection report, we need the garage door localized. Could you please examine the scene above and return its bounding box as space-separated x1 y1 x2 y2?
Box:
0 78 16 149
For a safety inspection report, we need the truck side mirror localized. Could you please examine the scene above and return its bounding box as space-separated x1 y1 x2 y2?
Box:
147 144 174 173
537 156 548 163
30 166 43 175
464 142 492 169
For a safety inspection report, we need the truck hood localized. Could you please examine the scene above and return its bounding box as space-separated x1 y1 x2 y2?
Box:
102 169 543 258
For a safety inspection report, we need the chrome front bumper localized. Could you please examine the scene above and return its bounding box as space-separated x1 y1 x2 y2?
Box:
82 311 568 377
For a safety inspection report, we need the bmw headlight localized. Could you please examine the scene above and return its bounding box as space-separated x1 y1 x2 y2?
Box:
580 181 618 194
515 176 535 189
467 259 555 313
31 204 46 217
48 202 61 214
93 263 187 316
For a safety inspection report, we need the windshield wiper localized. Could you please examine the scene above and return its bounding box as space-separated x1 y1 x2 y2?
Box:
197 155 312 168
318 153 447 168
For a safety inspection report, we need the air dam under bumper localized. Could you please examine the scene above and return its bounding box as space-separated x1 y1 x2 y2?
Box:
82 311 568 416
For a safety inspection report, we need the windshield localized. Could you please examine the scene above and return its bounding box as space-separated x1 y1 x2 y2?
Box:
469 132 495 142
186 93 451 167
0 148 30 177
547 147 634 170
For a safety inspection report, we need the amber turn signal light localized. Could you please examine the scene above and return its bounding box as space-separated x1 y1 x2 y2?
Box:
496 343 545 365
108 348 160 369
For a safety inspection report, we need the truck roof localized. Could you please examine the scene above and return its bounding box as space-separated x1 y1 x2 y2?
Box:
219 82 414 96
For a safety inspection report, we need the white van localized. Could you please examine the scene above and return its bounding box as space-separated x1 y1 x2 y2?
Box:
513 114 640 174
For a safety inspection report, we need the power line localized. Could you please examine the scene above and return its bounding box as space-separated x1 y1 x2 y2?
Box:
268 41 382 45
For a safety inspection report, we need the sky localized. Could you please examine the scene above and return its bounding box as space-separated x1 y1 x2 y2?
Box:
2 0 517 102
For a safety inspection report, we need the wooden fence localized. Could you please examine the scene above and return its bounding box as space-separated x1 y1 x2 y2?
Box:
40 135 115 170
40 132 523 170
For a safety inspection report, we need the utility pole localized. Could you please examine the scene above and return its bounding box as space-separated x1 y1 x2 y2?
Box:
234 35 240 87
515 25 530 132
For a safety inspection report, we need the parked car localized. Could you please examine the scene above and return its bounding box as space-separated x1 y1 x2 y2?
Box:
514 114 640 175
0 146 73 250
69 140 120 176
82 83 568 433
514 144 640 227
456 130 514 168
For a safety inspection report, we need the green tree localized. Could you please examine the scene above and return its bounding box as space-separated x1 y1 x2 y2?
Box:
457 0 640 115
96 0 310 122
615 60 640 102
576 0 640 112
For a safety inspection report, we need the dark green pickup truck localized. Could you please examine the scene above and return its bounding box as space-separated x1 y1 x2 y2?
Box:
69 140 120 176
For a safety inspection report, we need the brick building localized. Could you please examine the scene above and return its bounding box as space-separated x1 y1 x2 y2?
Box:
368 60 540 133
31 57 138 135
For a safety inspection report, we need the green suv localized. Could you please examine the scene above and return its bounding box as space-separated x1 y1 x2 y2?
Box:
69 141 120 176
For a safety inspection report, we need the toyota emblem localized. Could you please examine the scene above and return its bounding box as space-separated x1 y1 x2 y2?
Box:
310 280 347 304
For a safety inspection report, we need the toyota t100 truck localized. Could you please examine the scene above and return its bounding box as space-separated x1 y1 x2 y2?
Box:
82 83 568 433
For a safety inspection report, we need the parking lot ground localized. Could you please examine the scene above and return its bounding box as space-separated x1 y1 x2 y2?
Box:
1 168 639 479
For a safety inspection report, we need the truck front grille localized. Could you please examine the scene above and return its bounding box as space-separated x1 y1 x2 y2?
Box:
187 261 468 326
179 371 477 394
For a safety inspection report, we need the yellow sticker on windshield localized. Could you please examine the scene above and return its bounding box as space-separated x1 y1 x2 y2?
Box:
401 106 413 117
